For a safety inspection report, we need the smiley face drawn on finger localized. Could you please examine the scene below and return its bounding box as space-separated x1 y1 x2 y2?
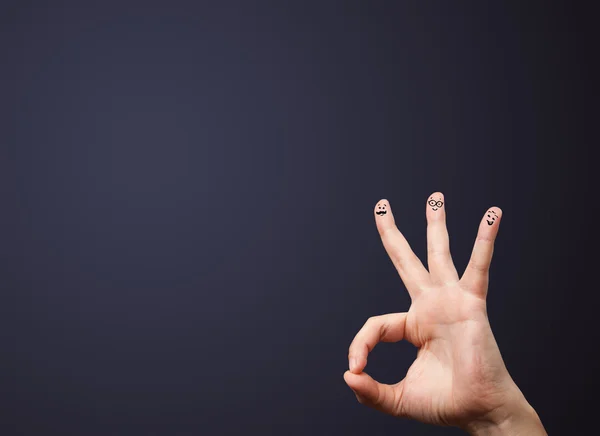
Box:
428 196 444 211
486 210 498 225
375 202 387 216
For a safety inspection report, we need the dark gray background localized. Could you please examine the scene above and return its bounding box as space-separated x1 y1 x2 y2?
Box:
2 1 597 435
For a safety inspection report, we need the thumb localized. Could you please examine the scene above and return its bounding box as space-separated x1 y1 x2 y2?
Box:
343 370 403 416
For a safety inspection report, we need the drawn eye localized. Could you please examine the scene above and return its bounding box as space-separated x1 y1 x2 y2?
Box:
436 201 443 207
428 200 437 206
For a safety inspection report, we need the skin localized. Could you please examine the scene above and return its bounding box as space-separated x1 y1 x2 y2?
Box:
344 193 547 435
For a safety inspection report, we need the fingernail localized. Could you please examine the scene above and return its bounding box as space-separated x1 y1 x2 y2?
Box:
349 357 357 372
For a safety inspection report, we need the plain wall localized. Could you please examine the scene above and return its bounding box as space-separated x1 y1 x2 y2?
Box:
2 1 597 435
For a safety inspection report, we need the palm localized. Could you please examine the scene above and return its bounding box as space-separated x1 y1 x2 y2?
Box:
400 286 509 426
345 194 515 427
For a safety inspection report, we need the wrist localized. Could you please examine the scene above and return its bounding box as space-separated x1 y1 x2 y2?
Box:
464 385 546 436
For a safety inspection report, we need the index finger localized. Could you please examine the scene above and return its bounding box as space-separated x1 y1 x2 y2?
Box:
348 312 408 374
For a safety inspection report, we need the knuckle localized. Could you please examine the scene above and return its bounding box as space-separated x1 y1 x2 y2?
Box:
476 235 494 243
429 250 449 257
468 261 489 274
365 315 379 326
379 321 390 340
428 244 450 255
372 389 383 406
365 316 385 333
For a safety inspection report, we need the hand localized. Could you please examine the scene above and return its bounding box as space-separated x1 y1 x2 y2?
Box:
344 193 546 434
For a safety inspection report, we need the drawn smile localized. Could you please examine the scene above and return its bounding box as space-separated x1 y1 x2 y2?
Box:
376 210 387 216
486 210 498 225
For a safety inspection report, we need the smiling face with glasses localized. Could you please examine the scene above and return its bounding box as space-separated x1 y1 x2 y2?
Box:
428 198 444 211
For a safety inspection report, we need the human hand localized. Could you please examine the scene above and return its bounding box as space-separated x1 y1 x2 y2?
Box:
344 193 546 435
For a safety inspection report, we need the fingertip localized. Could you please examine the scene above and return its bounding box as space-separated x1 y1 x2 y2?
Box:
349 355 365 374
374 199 395 230
426 192 445 216
374 199 390 214
343 370 365 390
344 372 369 403
343 370 352 381
343 371 383 407
482 206 502 228
343 370 358 388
